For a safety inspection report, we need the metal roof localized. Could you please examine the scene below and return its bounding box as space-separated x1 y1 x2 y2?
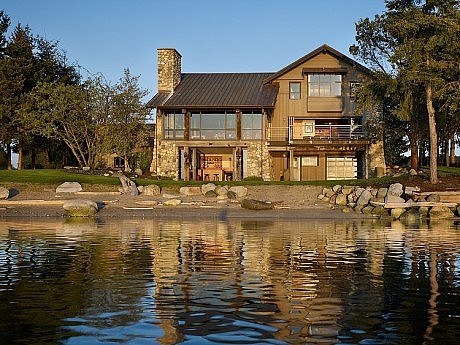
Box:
146 73 278 109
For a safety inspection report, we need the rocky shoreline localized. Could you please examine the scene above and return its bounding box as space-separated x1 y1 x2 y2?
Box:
0 181 459 220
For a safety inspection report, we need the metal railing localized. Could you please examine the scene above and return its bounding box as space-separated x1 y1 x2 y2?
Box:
267 124 366 143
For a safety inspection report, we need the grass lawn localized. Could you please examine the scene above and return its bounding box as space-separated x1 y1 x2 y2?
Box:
0 167 459 190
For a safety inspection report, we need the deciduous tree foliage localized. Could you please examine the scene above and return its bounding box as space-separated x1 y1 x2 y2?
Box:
350 0 459 184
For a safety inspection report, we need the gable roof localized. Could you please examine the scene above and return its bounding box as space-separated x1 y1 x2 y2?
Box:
146 73 278 109
263 44 373 84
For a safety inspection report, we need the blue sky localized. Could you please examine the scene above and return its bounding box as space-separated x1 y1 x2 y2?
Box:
2 0 386 100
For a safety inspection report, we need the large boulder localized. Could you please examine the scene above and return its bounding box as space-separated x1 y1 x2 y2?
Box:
142 184 161 196
387 183 404 197
63 199 98 217
56 182 82 193
335 193 348 206
429 206 454 219
179 186 202 196
201 183 217 195
241 199 274 210
0 187 9 199
356 189 372 207
228 186 248 199
117 174 138 196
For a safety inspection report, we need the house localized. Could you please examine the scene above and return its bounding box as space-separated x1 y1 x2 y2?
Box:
146 45 385 181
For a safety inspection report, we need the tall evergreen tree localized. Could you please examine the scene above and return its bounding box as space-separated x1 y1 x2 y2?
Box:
351 0 459 184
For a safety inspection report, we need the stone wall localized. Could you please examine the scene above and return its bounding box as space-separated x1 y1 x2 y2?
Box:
157 48 182 92
246 142 271 180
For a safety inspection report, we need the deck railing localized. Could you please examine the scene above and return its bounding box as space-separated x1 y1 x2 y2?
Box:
267 124 366 143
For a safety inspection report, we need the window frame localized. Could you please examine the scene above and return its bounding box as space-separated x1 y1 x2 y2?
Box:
164 112 185 139
308 74 342 97
241 111 263 140
190 111 237 140
289 82 301 100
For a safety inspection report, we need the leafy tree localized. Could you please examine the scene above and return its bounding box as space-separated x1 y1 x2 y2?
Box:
109 69 150 171
0 24 35 169
351 0 460 184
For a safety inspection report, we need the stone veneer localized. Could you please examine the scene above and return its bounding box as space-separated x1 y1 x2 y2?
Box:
157 48 182 92
246 142 271 180
150 113 178 179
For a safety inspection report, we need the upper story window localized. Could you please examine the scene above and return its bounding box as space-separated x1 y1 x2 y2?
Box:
308 74 342 97
289 82 301 99
164 112 184 139
242 112 262 140
190 112 236 140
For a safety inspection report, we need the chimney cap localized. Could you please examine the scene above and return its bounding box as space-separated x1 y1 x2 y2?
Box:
157 48 182 58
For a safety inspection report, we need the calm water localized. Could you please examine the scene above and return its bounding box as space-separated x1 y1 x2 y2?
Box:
0 217 459 345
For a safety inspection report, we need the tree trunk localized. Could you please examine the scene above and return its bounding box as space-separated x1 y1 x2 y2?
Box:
6 143 12 170
17 145 22 170
445 139 450 167
426 81 438 184
408 128 419 171
449 137 456 166
31 147 36 169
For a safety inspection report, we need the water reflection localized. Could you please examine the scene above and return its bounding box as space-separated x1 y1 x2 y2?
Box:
0 217 459 344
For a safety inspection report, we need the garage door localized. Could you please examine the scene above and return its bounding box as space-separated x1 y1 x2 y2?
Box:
327 157 357 180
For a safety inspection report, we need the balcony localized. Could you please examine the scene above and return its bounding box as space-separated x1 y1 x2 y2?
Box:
267 124 368 146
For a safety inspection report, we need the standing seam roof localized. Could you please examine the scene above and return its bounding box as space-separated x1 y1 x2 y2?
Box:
146 73 278 109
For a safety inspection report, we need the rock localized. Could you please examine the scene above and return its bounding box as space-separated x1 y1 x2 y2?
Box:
372 205 388 216
329 194 337 205
204 190 217 198
240 199 274 210
332 185 342 193
143 184 161 196
404 186 420 197
135 168 143 176
341 186 355 195
179 186 202 196
56 182 82 193
429 206 454 219
356 189 372 206
163 199 181 206
201 183 217 195
419 206 429 218
0 187 9 199
385 195 406 203
399 208 420 223
409 168 418 175
214 186 228 196
361 205 374 215
387 183 404 197
335 193 348 206
227 190 237 199
342 207 352 213
426 193 441 202
117 174 138 196
324 188 335 197
391 208 406 220
355 187 365 198
377 188 388 199
347 193 356 204
228 186 248 198
63 199 98 217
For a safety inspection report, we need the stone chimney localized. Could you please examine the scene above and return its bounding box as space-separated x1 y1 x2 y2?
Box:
157 48 182 92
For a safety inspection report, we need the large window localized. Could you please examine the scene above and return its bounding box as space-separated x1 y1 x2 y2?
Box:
242 112 262 140
289 82 301 99
164 112 184 139
308 74 342 97
190 112 236 140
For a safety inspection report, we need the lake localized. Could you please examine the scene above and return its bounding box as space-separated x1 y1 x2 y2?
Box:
0 217 459 344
